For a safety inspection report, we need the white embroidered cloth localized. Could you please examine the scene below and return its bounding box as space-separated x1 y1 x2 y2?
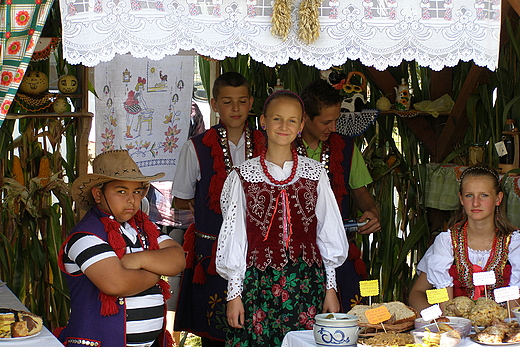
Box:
59 0 501 71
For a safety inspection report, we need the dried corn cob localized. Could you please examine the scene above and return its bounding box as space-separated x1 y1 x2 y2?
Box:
38 156 50 186
12 156 24 186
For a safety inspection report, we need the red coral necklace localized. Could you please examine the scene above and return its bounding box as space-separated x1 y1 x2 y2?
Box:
260 149 298 185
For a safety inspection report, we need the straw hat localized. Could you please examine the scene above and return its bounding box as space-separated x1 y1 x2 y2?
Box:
72 150 165 210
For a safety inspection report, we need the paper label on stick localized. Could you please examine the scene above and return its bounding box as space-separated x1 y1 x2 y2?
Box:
495 141 508 157
426 288 449 304
359 280 379 297
494 286 520 303
365 306 391 325
421 304 442 322
473 271 496 286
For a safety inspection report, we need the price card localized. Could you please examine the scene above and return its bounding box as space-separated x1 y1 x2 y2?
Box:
494 286 520 303
421 304 442 322
473 271 496 286
359 280 379 297
365 306 391 325
426 288 449 305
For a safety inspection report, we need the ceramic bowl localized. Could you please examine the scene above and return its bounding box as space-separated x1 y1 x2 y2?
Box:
313 313 359 347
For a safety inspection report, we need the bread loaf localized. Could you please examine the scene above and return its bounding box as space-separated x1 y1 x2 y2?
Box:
347 301 417 325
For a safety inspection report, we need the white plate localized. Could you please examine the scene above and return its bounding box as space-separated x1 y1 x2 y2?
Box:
0 331 41 341
471 336 520 346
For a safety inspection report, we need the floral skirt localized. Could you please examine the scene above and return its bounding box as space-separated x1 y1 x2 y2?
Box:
226 259 325 347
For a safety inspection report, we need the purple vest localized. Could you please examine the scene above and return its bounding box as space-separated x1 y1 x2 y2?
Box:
58 207 169 347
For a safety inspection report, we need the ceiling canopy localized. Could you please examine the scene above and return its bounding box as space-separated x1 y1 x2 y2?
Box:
59 0 501 71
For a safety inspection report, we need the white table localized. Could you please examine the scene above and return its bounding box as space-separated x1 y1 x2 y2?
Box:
281 329 482 347
0 281 64 346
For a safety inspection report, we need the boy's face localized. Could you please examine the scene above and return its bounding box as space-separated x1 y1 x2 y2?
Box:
302 103 341 143
92 180 146 223
210 86 253 130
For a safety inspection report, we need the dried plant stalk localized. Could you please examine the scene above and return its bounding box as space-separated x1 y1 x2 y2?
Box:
298 0 321 44
271 0 293 40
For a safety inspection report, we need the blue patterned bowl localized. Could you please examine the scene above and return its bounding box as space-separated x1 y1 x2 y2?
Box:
313 313 359 347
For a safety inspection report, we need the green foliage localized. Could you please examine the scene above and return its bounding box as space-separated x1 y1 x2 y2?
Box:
0 117 76 330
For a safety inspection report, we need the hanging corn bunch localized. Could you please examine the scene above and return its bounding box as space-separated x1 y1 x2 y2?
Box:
271 0 293 40
298 0 321 44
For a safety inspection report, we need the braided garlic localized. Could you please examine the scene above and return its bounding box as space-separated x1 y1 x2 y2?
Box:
298 0 321 44
271 0 293 40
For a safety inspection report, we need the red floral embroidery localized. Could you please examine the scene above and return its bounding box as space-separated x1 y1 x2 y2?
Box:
6 0 12 4
36 0 41 4
1 71 14 86
7 41 21 55
13 69 24 83
1 100 12 115
28 29 35 35
5 32 11 39
15 11 30 26
27 38 35 51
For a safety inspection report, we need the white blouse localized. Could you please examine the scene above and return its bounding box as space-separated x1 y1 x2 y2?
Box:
217 156 349 301
417 230 520 289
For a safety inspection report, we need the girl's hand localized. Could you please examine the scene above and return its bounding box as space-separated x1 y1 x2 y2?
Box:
227 297 245 328
323 288 340 313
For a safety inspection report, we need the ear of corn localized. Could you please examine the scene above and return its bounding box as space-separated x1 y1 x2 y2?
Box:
12 156 24 186
38 156 50 186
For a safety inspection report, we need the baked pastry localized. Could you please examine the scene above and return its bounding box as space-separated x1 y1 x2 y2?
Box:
362 332 415 346
468 298 507 327
443 296 474 318
0 308 42 338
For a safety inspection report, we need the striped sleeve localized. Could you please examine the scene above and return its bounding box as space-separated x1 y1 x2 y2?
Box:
63 232 117 275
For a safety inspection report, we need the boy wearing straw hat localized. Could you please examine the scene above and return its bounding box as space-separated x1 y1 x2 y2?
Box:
56 150 185 347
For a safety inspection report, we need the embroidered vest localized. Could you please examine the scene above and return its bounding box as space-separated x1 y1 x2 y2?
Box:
449 226 511 300
237 171 322 271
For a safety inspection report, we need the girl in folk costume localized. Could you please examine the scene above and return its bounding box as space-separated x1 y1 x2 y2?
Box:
216 91 348 347
409 164 520 313
57 150 185 347
172 72 265 347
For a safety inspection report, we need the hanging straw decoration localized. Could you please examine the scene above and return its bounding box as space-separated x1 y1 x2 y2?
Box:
298 0 321 44
271 0 293 40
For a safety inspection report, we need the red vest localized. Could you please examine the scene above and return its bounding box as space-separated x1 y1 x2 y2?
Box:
237 174 322 271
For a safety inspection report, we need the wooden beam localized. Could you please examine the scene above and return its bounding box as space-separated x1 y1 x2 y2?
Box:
430 68 453 100
434 64 489 162
508 0 520 17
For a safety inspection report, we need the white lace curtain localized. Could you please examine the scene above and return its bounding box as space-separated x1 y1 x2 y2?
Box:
59 0 501 71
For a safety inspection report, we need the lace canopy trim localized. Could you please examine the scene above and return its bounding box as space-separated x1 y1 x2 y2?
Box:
60 0 500 71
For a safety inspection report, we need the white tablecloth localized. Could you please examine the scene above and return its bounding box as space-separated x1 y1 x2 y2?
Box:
0 281 64 346
281 329 483 347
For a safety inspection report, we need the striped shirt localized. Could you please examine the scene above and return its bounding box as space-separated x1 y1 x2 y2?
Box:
63 222 171 347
